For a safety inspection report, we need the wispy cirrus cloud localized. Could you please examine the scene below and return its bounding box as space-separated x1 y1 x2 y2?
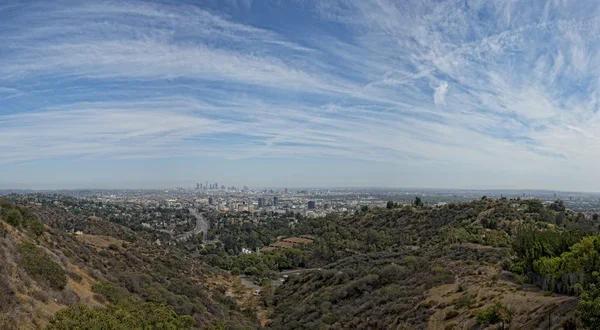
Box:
2 0 600 189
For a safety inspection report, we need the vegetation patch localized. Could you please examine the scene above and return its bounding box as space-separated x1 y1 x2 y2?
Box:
17 242 67 290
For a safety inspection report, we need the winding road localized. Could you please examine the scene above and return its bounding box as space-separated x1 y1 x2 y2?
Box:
176 208 209 242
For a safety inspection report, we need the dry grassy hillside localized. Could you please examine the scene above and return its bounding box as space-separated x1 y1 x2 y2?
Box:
0 201 259 329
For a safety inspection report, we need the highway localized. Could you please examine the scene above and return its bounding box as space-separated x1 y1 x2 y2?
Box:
176 208 209 242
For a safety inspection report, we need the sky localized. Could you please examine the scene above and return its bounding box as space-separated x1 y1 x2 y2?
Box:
1 0 600 190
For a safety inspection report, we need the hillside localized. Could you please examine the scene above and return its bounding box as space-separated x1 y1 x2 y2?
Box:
3 196 600 329
265 198 593 329
0 200 259 329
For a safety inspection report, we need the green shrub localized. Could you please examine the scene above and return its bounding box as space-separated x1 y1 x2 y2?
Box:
4 209 22 227
17 242 67 290
29 219 45 237
92 282 133 304
46 302 195 330
455 294 475 309
476 302 513 329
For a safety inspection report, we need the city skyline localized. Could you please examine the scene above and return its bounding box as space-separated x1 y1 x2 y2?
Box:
3 1 600 190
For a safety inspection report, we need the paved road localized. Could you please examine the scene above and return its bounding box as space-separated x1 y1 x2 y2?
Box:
238 268 323 288
176 208 209 242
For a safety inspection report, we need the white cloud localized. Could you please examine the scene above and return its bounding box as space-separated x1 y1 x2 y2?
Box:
4 0 600 189
433 81 449 108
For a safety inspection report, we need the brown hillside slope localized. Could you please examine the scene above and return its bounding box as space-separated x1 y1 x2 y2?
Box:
0 203 258 329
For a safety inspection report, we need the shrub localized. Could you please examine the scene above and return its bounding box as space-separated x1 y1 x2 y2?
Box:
29 219 45 237
445 310 459 320
476 302 513 329
92 282 133 304
4 209 22 227
46 302 195 330
455 294 475 309
444 322 458 330
67 269 83 283
17 242 67 290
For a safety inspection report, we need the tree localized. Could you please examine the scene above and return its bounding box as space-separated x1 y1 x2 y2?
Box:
555 212 566 226
4 209 22 227
476 302 514 330
413 196 423 207
386 201 394 209
549 200 566 212
527 199 544 213
577 272 600 330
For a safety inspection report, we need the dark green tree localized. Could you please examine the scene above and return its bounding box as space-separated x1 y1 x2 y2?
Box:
413 196 423 207
386 201 394 209
4 209 22 227
549 200 566 212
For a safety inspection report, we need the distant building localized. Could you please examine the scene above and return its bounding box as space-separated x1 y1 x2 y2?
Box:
215 183 218 190
199 183 203 190
208 197 213 205
273 196 279 206
196 183 200 190
308 200 316 209
284 188 288 194
258 198 264 208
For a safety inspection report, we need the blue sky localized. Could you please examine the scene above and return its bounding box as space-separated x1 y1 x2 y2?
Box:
1 0 600 190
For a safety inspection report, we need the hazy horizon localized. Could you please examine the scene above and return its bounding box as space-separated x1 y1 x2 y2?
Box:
3 1 600 190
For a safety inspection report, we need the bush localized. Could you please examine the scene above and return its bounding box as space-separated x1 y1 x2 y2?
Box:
4 209 22 227
92 282 133 304
455 294 475 309
17 242 67 290
29 219 45 237
444 310 459 320
476 302 513 329
67 269 83 283
46 302 195 330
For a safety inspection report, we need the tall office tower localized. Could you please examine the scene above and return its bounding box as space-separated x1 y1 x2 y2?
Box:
284 188 288 194
208 197 213 205
273 196 279 206
200 183 203 190
215 183 218 190
196 183 199 190
308 200 316 209
206 181 209 189
258 198 264 208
